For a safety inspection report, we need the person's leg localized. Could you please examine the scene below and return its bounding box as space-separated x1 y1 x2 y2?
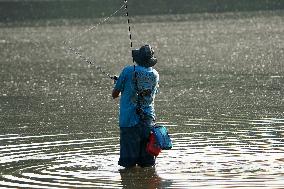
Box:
118 127 141 168
137 118 156 167
138 139 156 167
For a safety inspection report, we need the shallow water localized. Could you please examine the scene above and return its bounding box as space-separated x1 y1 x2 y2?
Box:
0 118 284 188
1 11 284 188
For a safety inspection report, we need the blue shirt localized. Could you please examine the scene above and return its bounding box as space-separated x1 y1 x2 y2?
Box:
114 65 159 127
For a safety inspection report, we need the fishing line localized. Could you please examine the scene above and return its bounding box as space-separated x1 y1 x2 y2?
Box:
65 3 125 45
63 3 126 80
63 1 150 80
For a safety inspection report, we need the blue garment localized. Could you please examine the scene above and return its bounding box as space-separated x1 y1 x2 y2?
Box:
118 117 156 168
114 65 159 128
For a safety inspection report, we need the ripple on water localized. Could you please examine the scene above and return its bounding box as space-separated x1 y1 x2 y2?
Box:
154 117 284 188
0 117 284 188
0 133 122 188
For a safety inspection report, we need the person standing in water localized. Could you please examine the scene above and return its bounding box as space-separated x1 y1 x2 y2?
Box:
112 44 159 168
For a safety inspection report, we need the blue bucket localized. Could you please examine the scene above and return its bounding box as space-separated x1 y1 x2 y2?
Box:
151 125 172 150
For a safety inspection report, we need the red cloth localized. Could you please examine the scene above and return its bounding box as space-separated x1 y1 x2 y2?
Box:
146 133 161 156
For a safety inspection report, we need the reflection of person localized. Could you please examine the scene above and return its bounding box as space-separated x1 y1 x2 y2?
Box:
112 44 159 168
119 167 162 189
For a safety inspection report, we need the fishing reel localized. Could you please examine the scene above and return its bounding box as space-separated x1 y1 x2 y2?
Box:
111 75 118 80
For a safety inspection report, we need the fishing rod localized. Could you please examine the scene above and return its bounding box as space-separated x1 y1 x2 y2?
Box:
64 43 116 80
63 0 140 81
63 2 128 81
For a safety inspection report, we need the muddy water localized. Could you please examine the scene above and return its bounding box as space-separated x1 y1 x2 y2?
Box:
0 118 284 188
1 12 284 188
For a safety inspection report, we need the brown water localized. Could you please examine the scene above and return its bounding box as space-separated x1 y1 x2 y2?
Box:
0 11 284 188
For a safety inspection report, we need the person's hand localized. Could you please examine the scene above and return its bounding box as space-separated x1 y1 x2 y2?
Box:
112 75 118 80
111 75 118 84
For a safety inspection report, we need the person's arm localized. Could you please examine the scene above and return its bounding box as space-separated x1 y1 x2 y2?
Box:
112 67 127 99
112 89 120 99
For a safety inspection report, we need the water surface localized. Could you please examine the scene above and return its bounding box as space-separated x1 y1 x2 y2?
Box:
0 11 284 188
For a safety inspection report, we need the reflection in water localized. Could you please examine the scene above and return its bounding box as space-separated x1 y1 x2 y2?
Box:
119 167 172 189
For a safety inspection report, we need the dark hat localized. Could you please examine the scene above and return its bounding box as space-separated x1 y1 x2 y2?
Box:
132 44 157 68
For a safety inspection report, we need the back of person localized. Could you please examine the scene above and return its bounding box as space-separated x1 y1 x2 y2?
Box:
114 65 159 128
134 65 159 119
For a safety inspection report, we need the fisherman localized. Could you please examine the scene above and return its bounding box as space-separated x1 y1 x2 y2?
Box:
112 44 159 168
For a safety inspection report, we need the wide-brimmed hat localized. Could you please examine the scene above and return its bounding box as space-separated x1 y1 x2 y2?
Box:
132 44 157 67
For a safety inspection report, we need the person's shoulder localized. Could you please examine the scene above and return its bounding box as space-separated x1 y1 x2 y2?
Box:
125 65 135 69
152 67 159 76
135 66 158 76
137 65 156 72
122 65 135 73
